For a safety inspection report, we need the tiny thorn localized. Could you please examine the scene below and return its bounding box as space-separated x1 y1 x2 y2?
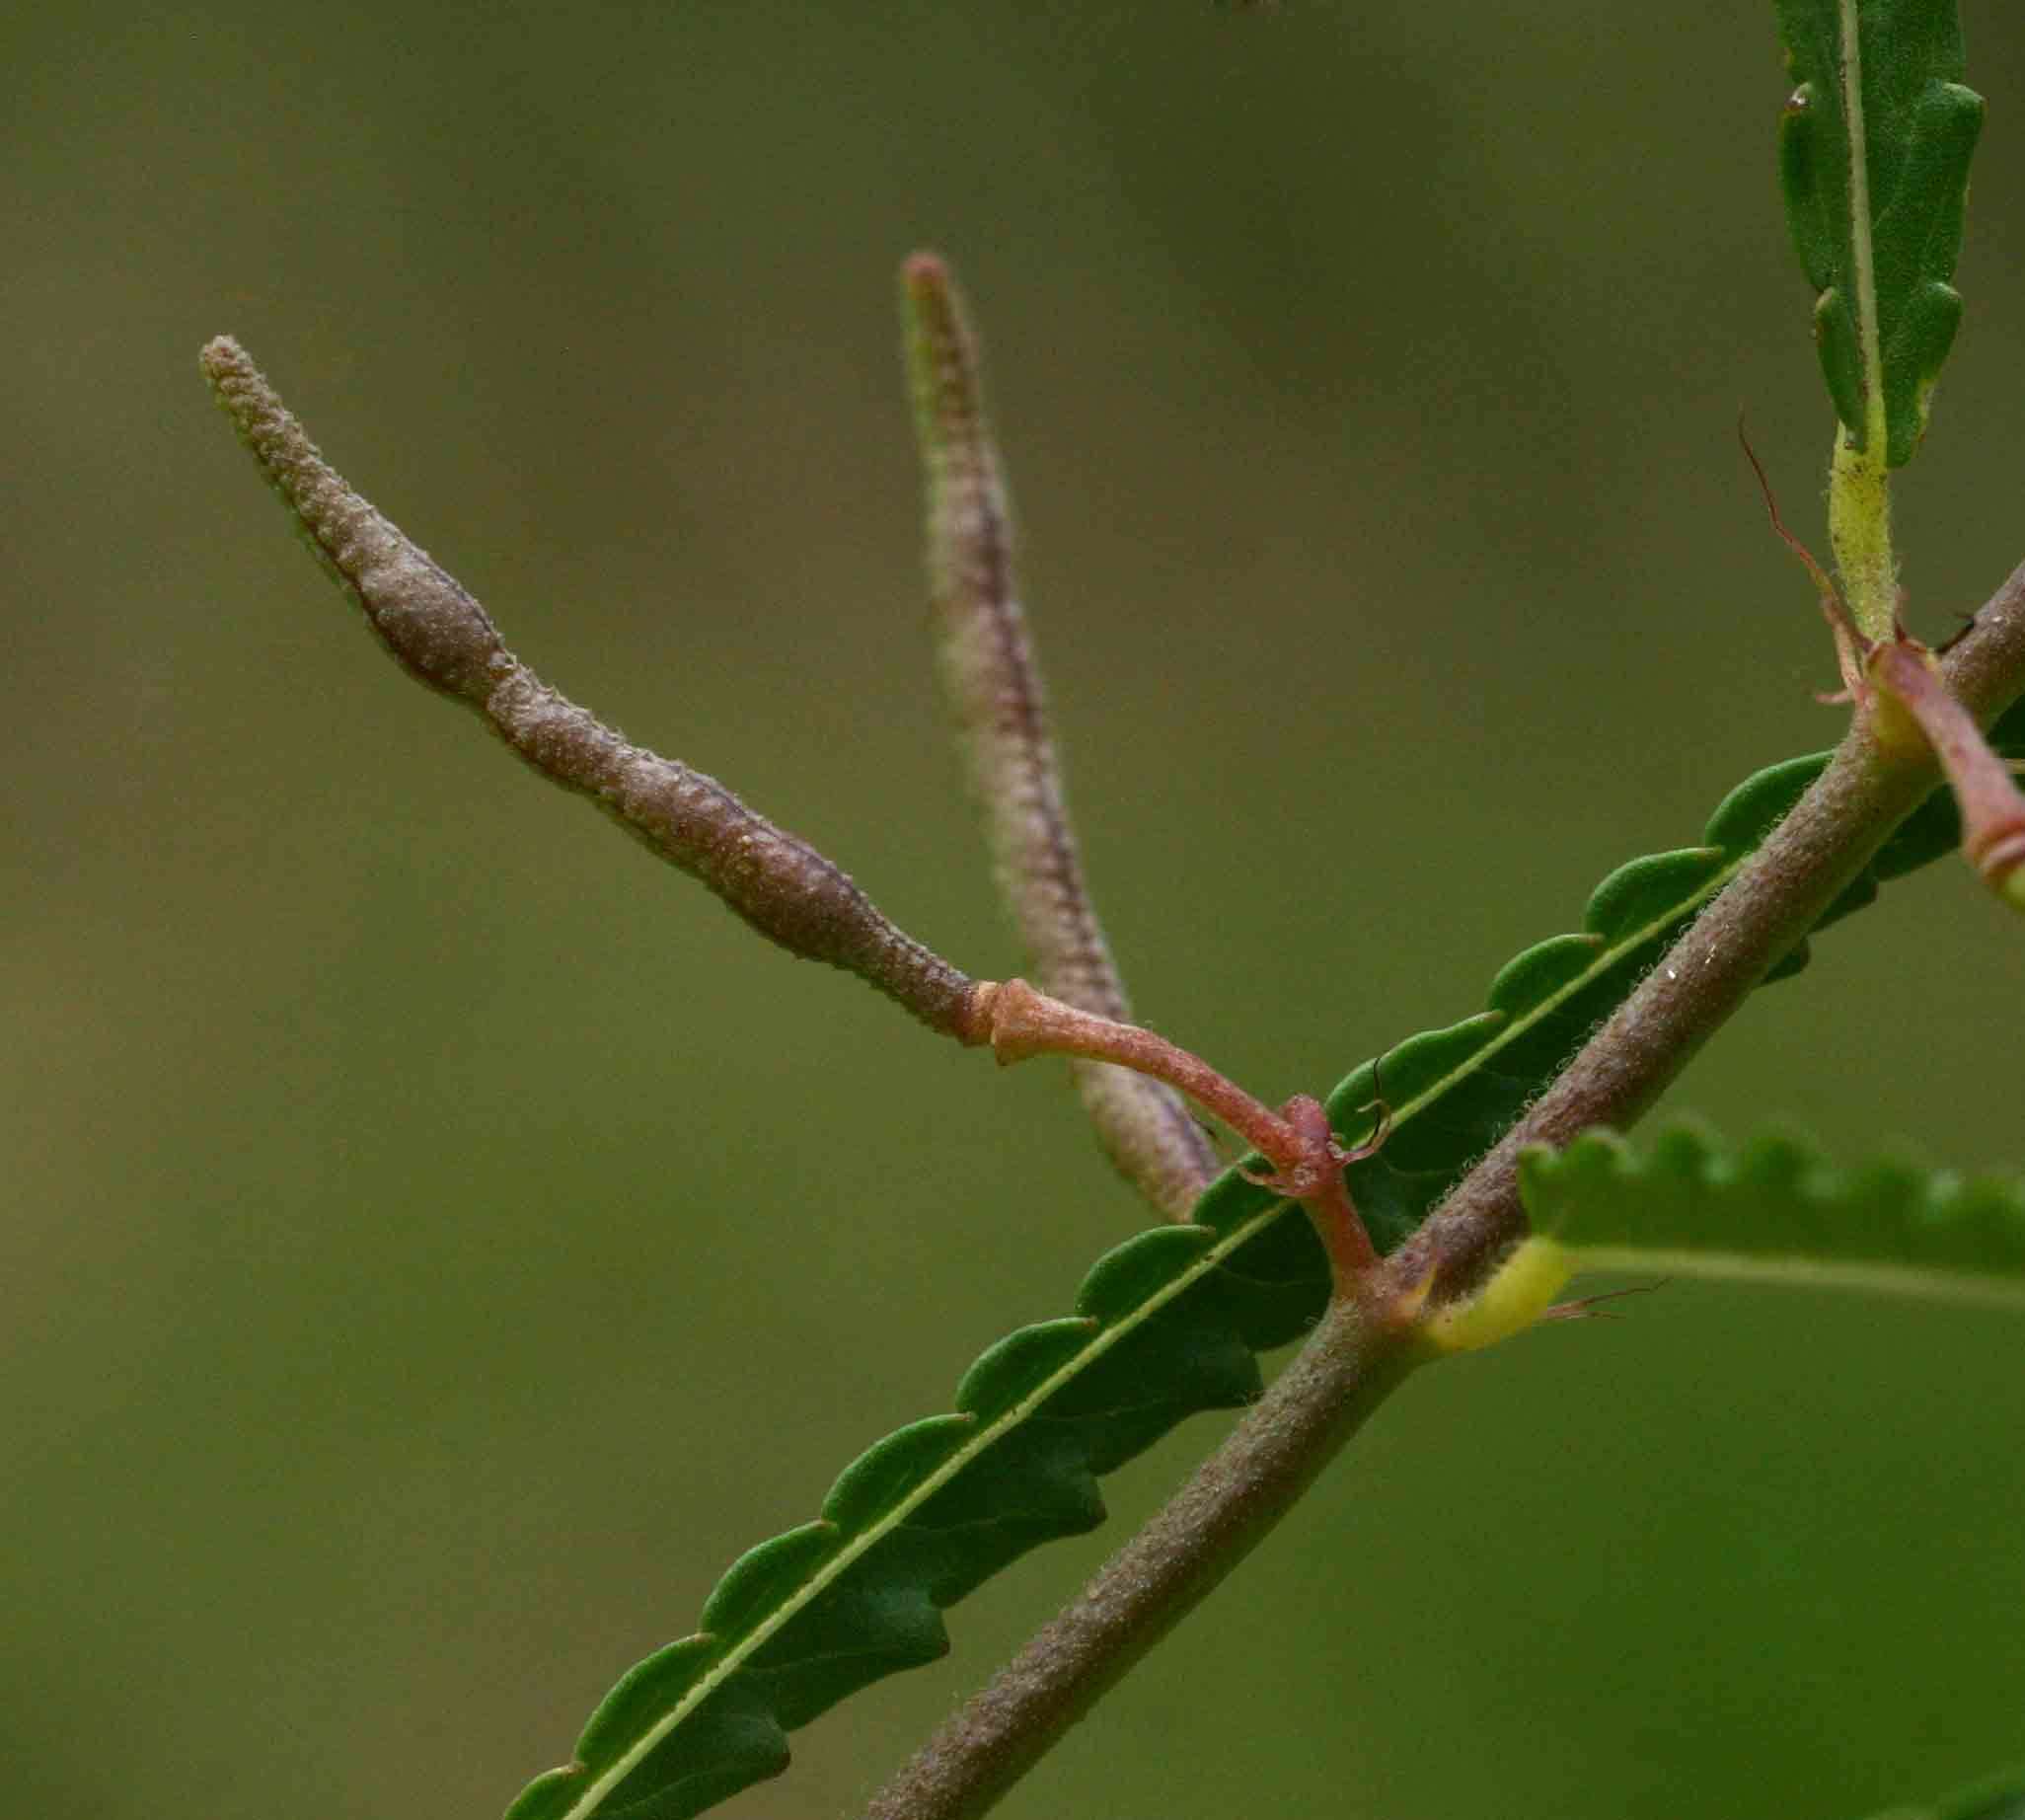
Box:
1540 1279 1670 1324
1343 1094 1392 1165
1937 611 1980 655
1738 413 1868 694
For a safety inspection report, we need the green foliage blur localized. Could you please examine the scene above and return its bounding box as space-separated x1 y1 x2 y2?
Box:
6 4 2023 1817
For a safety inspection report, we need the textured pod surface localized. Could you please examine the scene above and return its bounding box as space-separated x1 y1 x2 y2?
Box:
903 255 1219 1214
200 338 984 1041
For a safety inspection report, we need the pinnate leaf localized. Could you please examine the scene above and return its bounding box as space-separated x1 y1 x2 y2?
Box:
1774 0 1983 465
1296 695 2025 1272
1522 1124 2025 1311
504 702 2025 1820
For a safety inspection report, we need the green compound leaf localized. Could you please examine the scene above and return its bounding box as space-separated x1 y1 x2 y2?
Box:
1774 0 1983 466
1522 1124 2025 1311
1310 692 2025 1273
503 701 2025 1820
1864 1760 2025 1819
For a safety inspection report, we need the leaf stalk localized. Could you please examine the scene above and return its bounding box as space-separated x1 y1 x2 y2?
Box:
1830 431 1899 643
979 979 1386 1290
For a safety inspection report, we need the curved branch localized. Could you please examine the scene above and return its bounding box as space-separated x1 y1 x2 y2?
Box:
1402 555 2025 1308
862 556 2025 1820
863 1301 1418 1820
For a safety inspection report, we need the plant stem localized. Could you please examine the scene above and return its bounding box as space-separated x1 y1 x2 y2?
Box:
862 1301 1419 1820
862 555 2025 1820
1400 554 2025 1307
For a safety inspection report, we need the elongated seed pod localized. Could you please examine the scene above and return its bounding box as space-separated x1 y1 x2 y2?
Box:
902 257 1220 1216
201 336 989 1042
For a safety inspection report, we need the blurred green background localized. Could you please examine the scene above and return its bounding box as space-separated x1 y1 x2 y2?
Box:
8 3 2025 1816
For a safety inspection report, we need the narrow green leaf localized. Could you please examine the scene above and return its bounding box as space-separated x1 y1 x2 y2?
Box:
1522 1124 2025 1311
503 702 2025 1820
1774 0 1983 466
505 1219 1258 1820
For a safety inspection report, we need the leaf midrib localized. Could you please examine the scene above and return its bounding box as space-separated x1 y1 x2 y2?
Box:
555 1197 1285 1819
1375 857 1738 1136
1838 0 1890 449
1561 1242 2025 1312
562 843 1749 1818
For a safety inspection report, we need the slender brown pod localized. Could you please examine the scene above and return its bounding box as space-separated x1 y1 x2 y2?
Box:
902 256 1220 1218
199 336 990 1042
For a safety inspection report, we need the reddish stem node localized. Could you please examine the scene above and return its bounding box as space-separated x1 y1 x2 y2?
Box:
981 979 1388 1296
1868 640 2025 908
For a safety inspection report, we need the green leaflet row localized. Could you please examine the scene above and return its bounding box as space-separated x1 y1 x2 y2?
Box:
504 697 2025 1820
1522 1124 2025 1310
1774 0 1983 466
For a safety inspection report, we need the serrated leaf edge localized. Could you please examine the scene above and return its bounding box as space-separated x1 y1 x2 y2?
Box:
530 1212 1282 1820
1524 1127 2025 1313
514 706 2025 1819
1368 855 1732 1141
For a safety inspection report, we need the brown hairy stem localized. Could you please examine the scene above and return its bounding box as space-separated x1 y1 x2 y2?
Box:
1399 558 2025 1311
199 336 989 1043
862 560 2025 1820
904 256 1220 1218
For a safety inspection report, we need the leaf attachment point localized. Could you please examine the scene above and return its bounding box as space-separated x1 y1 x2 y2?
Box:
1774 0 1983 471
978 978 1389 1294
1775 0 1983 639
